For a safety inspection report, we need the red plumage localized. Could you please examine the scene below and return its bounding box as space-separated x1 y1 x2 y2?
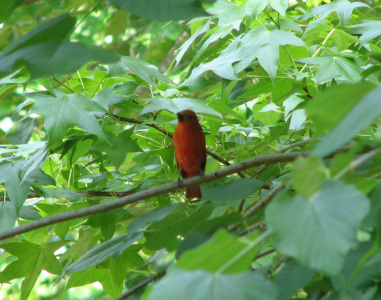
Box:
173 110 206 199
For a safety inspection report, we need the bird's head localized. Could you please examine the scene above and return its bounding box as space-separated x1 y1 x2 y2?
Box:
177 110 198 123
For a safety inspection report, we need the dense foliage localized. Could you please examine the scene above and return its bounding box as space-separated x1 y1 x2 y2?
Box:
1 0 381 299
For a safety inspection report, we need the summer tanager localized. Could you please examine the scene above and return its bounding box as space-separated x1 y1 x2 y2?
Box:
173 110 206 199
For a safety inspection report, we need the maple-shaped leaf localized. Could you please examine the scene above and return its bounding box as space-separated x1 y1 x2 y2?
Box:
302 0 370 33
185 27 305 83
0 154 53 215
2 241 66 299
90 130 142 169
268 0 289 16
298 56 362 84
139 97 222 117
29 90 108 145
110 56 174 86
0 161 31 214
92 85 126 110
1 240 66 300
348 20 381 42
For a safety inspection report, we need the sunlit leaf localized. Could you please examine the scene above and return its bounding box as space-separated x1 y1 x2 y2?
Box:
107 0 211 22
65 231 144 274
266 180 370 275
29 90 108 145
147 269 277 300
139 97 222 117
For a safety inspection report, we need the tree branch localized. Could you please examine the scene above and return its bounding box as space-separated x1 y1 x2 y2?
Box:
0 151 311 241
115 270 166 300
114 114 247 177
229 183 285 232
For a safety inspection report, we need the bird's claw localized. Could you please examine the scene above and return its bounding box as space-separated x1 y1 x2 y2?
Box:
177 178 184 188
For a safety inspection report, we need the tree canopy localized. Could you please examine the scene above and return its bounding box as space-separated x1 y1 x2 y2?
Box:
1 0 381 299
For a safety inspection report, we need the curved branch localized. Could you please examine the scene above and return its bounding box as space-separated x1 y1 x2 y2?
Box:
0 151 311 241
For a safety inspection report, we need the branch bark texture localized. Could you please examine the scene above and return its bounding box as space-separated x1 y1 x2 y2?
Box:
0 151 310 241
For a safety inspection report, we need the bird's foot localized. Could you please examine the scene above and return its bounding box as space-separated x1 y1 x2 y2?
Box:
177 177 184 188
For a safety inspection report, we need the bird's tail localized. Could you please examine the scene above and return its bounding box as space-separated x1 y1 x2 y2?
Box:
186 184 202 199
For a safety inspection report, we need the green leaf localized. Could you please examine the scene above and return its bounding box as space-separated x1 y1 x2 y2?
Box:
90 130 142 169
292 156 327 198
2 14 75 56
202 179 263 206
139 97 222 117
312 84 381 157
362 183 381 229
144 205 213 251
0 15 118 79
65 231 143 274
0 159 48 214
275 259 315 300
302 0 370 32
306 82 374 136
207 0 244 29
1 240 65 300
348 20 381 42
128 204 183 233
147 269 277 300
109 248 143 296
19 206 41 220
0 161 29 213
266 180 370 275
107 0 210 22
0 41 119 79
67 266 108 288
186 27 305 82
29 90 108 145
175 230 263 273
298 56 362 84
60 230 94 262
87 208 133 240
92 85 126 110
0 0 26 23
110 56 173 86
330 242 377 292
269 0 289 16
41 188 84 202
0 202 17 232
238 80 273 99
283 95 306 131
176 21 211 64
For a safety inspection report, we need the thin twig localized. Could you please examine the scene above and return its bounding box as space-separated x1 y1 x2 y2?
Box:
350 147 381 171
252 138 313 179
115 114 246 177
255 248 276 260
279 138 313 153
0 151 310 241
238 221 266 236
229 183 285 232
115 270 166 300
243 183 285 219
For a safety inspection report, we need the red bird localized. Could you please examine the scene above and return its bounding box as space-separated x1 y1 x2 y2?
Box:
173 110 206 199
